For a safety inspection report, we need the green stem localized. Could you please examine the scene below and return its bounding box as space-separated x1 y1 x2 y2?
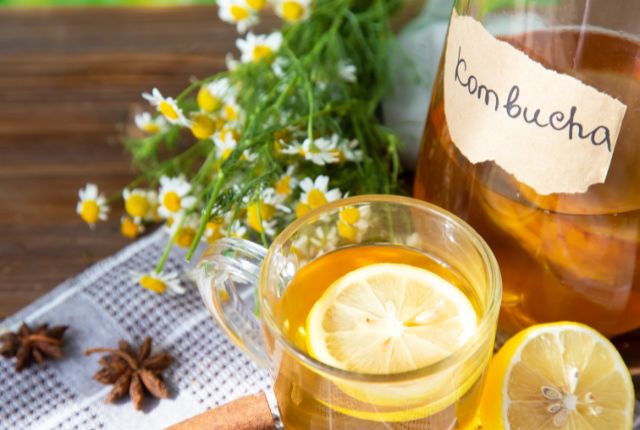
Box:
284 45 315 143
154 215 184 274
185 172 226 262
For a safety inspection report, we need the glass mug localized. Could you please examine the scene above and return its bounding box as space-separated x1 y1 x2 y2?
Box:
194 195 501 430
415 0 640 337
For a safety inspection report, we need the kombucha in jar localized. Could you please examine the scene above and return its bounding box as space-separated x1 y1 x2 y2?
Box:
414 1 640 337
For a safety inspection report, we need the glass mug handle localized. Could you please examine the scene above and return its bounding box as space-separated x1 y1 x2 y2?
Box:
192 238 270 368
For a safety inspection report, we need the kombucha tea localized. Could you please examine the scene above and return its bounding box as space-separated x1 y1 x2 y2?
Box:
415 29 640 337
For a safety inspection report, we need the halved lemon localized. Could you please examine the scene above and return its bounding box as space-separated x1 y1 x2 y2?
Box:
306 263 478 375
479 322 635 429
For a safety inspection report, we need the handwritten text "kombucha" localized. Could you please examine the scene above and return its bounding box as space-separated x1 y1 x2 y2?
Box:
453 46 613 152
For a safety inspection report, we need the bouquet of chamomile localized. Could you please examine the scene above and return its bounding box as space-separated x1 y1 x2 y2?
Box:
76 0 404 294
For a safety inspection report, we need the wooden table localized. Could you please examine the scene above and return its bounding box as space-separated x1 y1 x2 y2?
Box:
0 5 250 318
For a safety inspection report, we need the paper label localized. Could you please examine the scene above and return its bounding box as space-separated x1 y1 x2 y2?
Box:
443 10 627 195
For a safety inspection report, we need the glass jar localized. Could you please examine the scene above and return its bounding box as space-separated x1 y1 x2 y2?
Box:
414 0 640 337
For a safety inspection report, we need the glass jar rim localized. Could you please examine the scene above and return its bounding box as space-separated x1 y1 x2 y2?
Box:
259 194 502 383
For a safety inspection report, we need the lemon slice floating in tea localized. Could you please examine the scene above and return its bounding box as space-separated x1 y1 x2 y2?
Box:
479 322 635 429
306 263 478 374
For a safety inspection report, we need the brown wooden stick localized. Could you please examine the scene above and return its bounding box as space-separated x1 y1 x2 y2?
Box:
165 392 276 430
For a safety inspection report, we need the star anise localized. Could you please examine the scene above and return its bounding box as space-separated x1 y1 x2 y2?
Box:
0 322 67 372
85 337 174 410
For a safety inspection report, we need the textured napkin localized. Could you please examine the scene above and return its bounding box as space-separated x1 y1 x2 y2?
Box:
0 230 277 430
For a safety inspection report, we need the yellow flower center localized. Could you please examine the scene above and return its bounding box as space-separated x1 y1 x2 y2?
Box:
197 86 222 112
140 275 167 294
163 191 182 213
230 5 250 21
340 207 360 225
125 194 149 219
337 220 357 241
80 200 100 224
190 114 217 140
282 1 304 21
224 104 238 121
246 0 266 10
252 45 272 62
121 217 141 239
295 202 311 218
175 227 196 248
307 189 327 209
158 100 179 120
247 202 276 233
275 176 292 196
229 227 246 239
142 122 160 134
206 221 224 243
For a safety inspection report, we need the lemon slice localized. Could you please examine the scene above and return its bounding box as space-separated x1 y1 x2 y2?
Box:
480 322 635 429
306 263 478 374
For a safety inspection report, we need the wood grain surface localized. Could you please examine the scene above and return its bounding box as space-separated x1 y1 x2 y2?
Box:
0 6 261 318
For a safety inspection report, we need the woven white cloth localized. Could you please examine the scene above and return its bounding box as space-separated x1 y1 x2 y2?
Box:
0 230 277 430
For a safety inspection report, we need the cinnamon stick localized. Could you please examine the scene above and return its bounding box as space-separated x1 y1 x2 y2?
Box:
165 392 276 430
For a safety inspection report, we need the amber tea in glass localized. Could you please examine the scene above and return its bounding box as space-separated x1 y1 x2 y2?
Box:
195 195 501 430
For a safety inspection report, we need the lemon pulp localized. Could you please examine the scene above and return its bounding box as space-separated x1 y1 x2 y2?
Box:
306 263 478 374
480 322 635 429
303 263 481 421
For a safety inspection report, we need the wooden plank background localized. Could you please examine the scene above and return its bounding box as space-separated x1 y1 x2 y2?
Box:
0 1 425 319
0 6 243 317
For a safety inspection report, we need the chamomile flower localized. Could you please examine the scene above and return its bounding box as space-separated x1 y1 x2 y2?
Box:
246 204 277 235
197 78 236 113
338 59 357 83
280 140 305 156
142 88 189 126
241 149 258 162
204 218 225 243
237 32 283 64
224 220 248 239
338 138 363 162
296 175 342 217
120 215 144 239
222 98 242 123
134 270 185 295
123 188 155 221
274 166 298 198
76 183 109 228
190 113 219 140
310 226 339 252
218 0 259 33
158 175 197 219
245 187 291 235
301 137 340 165
337 205 370 241
134 112 168 134
213 130 238 160
273 0 312 23
173 213 200 248
246 0 267 10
